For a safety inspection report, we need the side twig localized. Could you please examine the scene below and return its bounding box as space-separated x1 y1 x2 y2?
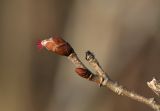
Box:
85 51 160 111
38 36 160 111
147 77 160 96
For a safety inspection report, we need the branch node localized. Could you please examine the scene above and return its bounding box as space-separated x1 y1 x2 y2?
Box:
149 98 155 104
114 82 123 95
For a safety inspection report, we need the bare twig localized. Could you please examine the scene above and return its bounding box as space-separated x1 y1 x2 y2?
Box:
39 37 160 111
85 51 160 111
68 51 160 111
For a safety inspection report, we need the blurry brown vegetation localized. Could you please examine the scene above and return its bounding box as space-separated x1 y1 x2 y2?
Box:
1 0 160 111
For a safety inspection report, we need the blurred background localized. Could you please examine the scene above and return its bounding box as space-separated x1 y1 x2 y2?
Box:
1 0 160 111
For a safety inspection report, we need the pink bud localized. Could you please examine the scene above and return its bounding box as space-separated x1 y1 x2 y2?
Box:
36 39 43 49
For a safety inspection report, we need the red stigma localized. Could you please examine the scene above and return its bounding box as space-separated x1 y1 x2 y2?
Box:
36 39 43 49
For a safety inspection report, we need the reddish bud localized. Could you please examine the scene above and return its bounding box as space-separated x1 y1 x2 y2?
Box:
41 36 74 56
75 68 91 79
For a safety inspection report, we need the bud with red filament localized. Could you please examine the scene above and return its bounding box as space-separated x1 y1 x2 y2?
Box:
37 36 74 56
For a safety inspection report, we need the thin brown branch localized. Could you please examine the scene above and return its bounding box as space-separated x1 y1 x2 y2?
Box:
68 51 160 111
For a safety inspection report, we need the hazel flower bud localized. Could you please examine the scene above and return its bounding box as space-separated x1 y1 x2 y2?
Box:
75 68 92 79
38 36 74 56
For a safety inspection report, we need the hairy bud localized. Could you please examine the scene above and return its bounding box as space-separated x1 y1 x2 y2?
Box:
38 36 74 56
